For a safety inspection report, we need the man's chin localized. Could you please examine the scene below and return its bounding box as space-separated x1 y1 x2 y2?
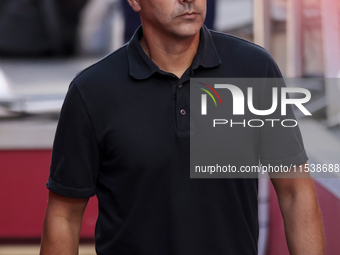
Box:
173 23 203 38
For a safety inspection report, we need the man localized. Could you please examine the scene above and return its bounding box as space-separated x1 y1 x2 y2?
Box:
40 0 325 254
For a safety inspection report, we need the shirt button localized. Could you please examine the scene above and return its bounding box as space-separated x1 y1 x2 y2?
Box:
180 109 186 115
179 84 183 88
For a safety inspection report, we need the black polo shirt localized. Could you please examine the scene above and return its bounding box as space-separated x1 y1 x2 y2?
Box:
47 25 307 254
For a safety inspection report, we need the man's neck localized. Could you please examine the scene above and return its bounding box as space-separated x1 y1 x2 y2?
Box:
140 27 200 79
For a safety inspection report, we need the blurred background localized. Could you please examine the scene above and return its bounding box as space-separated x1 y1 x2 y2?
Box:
0 0 340 254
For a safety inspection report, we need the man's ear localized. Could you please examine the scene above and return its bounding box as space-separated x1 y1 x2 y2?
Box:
127 0 141 12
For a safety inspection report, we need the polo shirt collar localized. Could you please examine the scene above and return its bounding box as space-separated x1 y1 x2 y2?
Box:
127 25 222 80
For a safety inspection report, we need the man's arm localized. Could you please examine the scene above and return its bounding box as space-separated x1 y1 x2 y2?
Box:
40 191 89 255
270 163 325 255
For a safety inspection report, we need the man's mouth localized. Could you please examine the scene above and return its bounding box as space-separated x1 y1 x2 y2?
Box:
179 12 198 19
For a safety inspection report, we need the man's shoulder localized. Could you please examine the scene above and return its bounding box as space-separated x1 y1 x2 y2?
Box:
210 30 270 58
210 30 281 77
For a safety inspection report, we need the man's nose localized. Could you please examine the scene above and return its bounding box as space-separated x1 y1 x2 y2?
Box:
179 0 195 4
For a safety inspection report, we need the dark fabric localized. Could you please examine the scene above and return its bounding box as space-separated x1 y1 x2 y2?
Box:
55 0 89 55
0 0 52 56
47 25 307 254
0 0 88 56
205 0 216 30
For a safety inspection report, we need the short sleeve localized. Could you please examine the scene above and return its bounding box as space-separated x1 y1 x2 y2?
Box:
258 60 308 167
46 81 101 198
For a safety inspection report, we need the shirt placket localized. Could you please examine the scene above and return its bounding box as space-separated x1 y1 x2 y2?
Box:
175 78 190 137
